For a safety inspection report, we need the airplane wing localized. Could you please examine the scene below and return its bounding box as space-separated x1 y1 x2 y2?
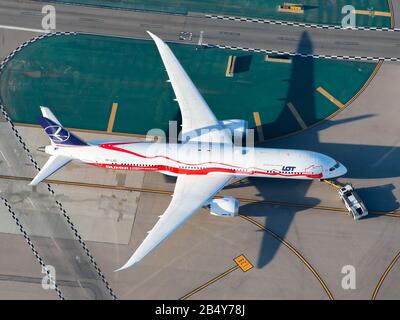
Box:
116 174 233 271
147 31 232 144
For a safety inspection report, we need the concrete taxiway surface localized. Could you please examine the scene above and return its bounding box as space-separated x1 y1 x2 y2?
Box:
0 0 400 60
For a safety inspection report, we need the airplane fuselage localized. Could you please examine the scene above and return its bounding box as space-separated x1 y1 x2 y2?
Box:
45 140 347 180
30 31 349 271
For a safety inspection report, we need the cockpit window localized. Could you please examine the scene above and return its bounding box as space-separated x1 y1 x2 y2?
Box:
329 161 341 171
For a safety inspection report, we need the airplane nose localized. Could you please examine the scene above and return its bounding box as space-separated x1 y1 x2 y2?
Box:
333 163 347 178
326 162 347 179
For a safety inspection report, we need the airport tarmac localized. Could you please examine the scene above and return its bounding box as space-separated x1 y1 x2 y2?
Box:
0 60 399 299
43 0 393 28
0 1 399 300
109 61 400 300
0 32 378 139
0 0 400 60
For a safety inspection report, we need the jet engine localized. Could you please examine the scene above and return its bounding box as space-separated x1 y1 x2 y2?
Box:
209 196 239 217
219 119 248 141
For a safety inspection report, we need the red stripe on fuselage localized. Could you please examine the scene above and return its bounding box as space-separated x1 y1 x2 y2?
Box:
99 142 247 169
97 142 322 178
87 162 323 178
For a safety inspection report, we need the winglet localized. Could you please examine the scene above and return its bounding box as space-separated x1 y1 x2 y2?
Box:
146 30 156 40
114 257 139 272
147 31 163 47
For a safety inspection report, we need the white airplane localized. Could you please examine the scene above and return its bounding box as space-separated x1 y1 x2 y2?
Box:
30 31 347 271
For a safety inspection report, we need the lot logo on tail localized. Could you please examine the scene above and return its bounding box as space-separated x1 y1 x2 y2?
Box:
45 125 70 143
38 116 87 146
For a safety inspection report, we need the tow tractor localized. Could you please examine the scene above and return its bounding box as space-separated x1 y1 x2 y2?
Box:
323 180 368 220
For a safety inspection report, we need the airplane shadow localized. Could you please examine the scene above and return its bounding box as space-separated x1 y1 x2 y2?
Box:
236 31 318 268
247 32 399 267
234 55 253 74
161 31 398 269
303 5 319 11
235 31 398 267
262 113 400 180
356 184 399 212
239 179 315 268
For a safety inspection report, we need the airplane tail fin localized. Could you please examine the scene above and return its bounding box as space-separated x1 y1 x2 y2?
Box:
29 155 71 186
30 107 87 186
38 106 87 146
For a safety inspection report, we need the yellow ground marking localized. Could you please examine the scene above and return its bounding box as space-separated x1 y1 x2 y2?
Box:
107 102 118 133
179 265 240 300
225 55 236 77
322 179 342 190
372 250 400 300
264 61 382 145
234 254 254 272
286 102 307 130
388 0 395 28
316 87 345 109
279 3 304 14
239 214 334 300
13 61 383 145
3 174 400 217
353 10 392 17
265 55 292 63
253 111 265 142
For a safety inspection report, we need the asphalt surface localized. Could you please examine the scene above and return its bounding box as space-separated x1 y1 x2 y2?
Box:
1 0 400 60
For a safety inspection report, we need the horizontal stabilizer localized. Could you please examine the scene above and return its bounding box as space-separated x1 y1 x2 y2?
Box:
29 155 71 186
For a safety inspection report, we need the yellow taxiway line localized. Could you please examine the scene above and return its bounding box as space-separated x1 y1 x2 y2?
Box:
181 215 334 300
180 254 253 299
316 87 345 109
107 102 118 133
353 10 392 17
179 265 240 300
1 174 399 217
371 250 400 300
287 102 307 130
239 214 334 300
253 111 265 142
225 55 236 77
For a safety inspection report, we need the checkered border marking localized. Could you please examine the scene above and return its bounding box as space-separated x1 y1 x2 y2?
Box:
205 14 400 33
0 31 118 300
204 43 400 62
0 197 64 299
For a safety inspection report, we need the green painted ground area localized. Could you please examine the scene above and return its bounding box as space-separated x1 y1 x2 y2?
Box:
38 0 391 28
0 34 376 140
